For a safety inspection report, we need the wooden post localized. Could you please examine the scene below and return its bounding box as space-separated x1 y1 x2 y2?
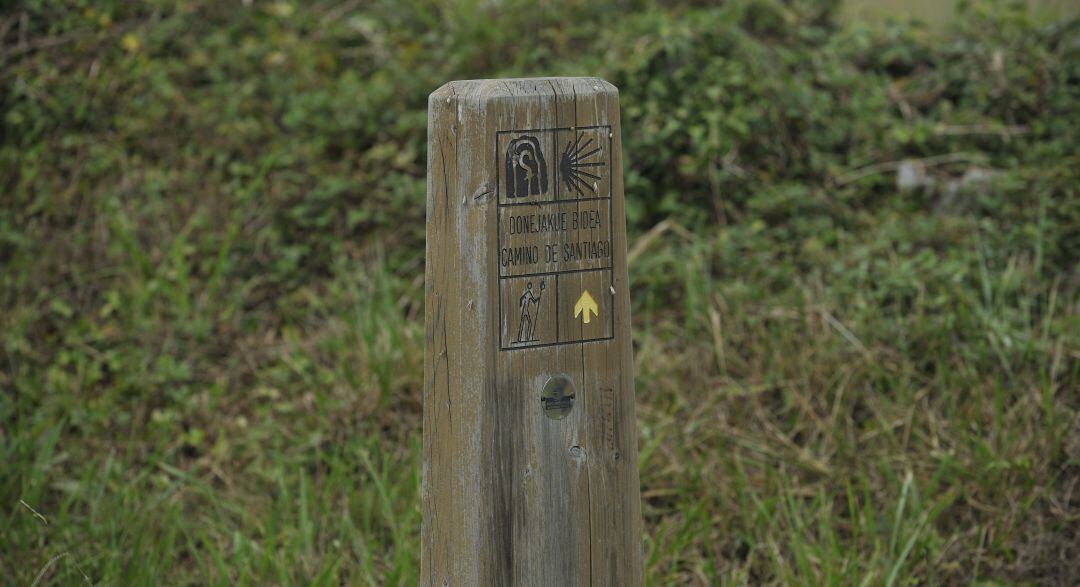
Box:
423 77 643 586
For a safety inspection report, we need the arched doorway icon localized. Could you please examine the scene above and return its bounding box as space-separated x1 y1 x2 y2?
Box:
504 136 549 198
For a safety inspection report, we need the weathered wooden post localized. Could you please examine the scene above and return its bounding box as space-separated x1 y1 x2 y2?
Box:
423 77 643 586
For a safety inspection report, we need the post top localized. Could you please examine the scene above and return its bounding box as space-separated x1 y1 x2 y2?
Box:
429 77 618 102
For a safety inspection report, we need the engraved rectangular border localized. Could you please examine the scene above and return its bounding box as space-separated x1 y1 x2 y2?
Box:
495 125 613 204
497 200 614 279
495 125 616 352
499 268 616 351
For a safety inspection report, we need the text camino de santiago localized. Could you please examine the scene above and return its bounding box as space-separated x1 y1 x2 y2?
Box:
501 209 610 268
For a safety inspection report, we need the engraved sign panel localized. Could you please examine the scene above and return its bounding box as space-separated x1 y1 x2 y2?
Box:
496 125 616 351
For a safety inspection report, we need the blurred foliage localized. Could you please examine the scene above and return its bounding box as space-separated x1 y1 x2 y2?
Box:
1 0 1077 584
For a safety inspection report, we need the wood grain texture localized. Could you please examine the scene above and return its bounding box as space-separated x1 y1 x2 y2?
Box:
423 78 643 587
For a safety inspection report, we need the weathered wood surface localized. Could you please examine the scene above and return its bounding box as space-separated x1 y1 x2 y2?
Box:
423 77 643 587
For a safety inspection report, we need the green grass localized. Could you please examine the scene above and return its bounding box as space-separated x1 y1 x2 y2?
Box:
2 0 1078 585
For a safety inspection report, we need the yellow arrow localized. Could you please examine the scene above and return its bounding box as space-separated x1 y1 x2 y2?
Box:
573 289 599 324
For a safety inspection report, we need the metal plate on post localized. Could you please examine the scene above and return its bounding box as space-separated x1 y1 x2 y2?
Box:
541 375 576 420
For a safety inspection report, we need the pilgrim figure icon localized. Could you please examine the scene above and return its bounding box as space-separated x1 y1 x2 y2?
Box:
515 279 546 343
505 136 549 198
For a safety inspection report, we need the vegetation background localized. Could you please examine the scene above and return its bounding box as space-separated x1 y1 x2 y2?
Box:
1 0 1077 584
